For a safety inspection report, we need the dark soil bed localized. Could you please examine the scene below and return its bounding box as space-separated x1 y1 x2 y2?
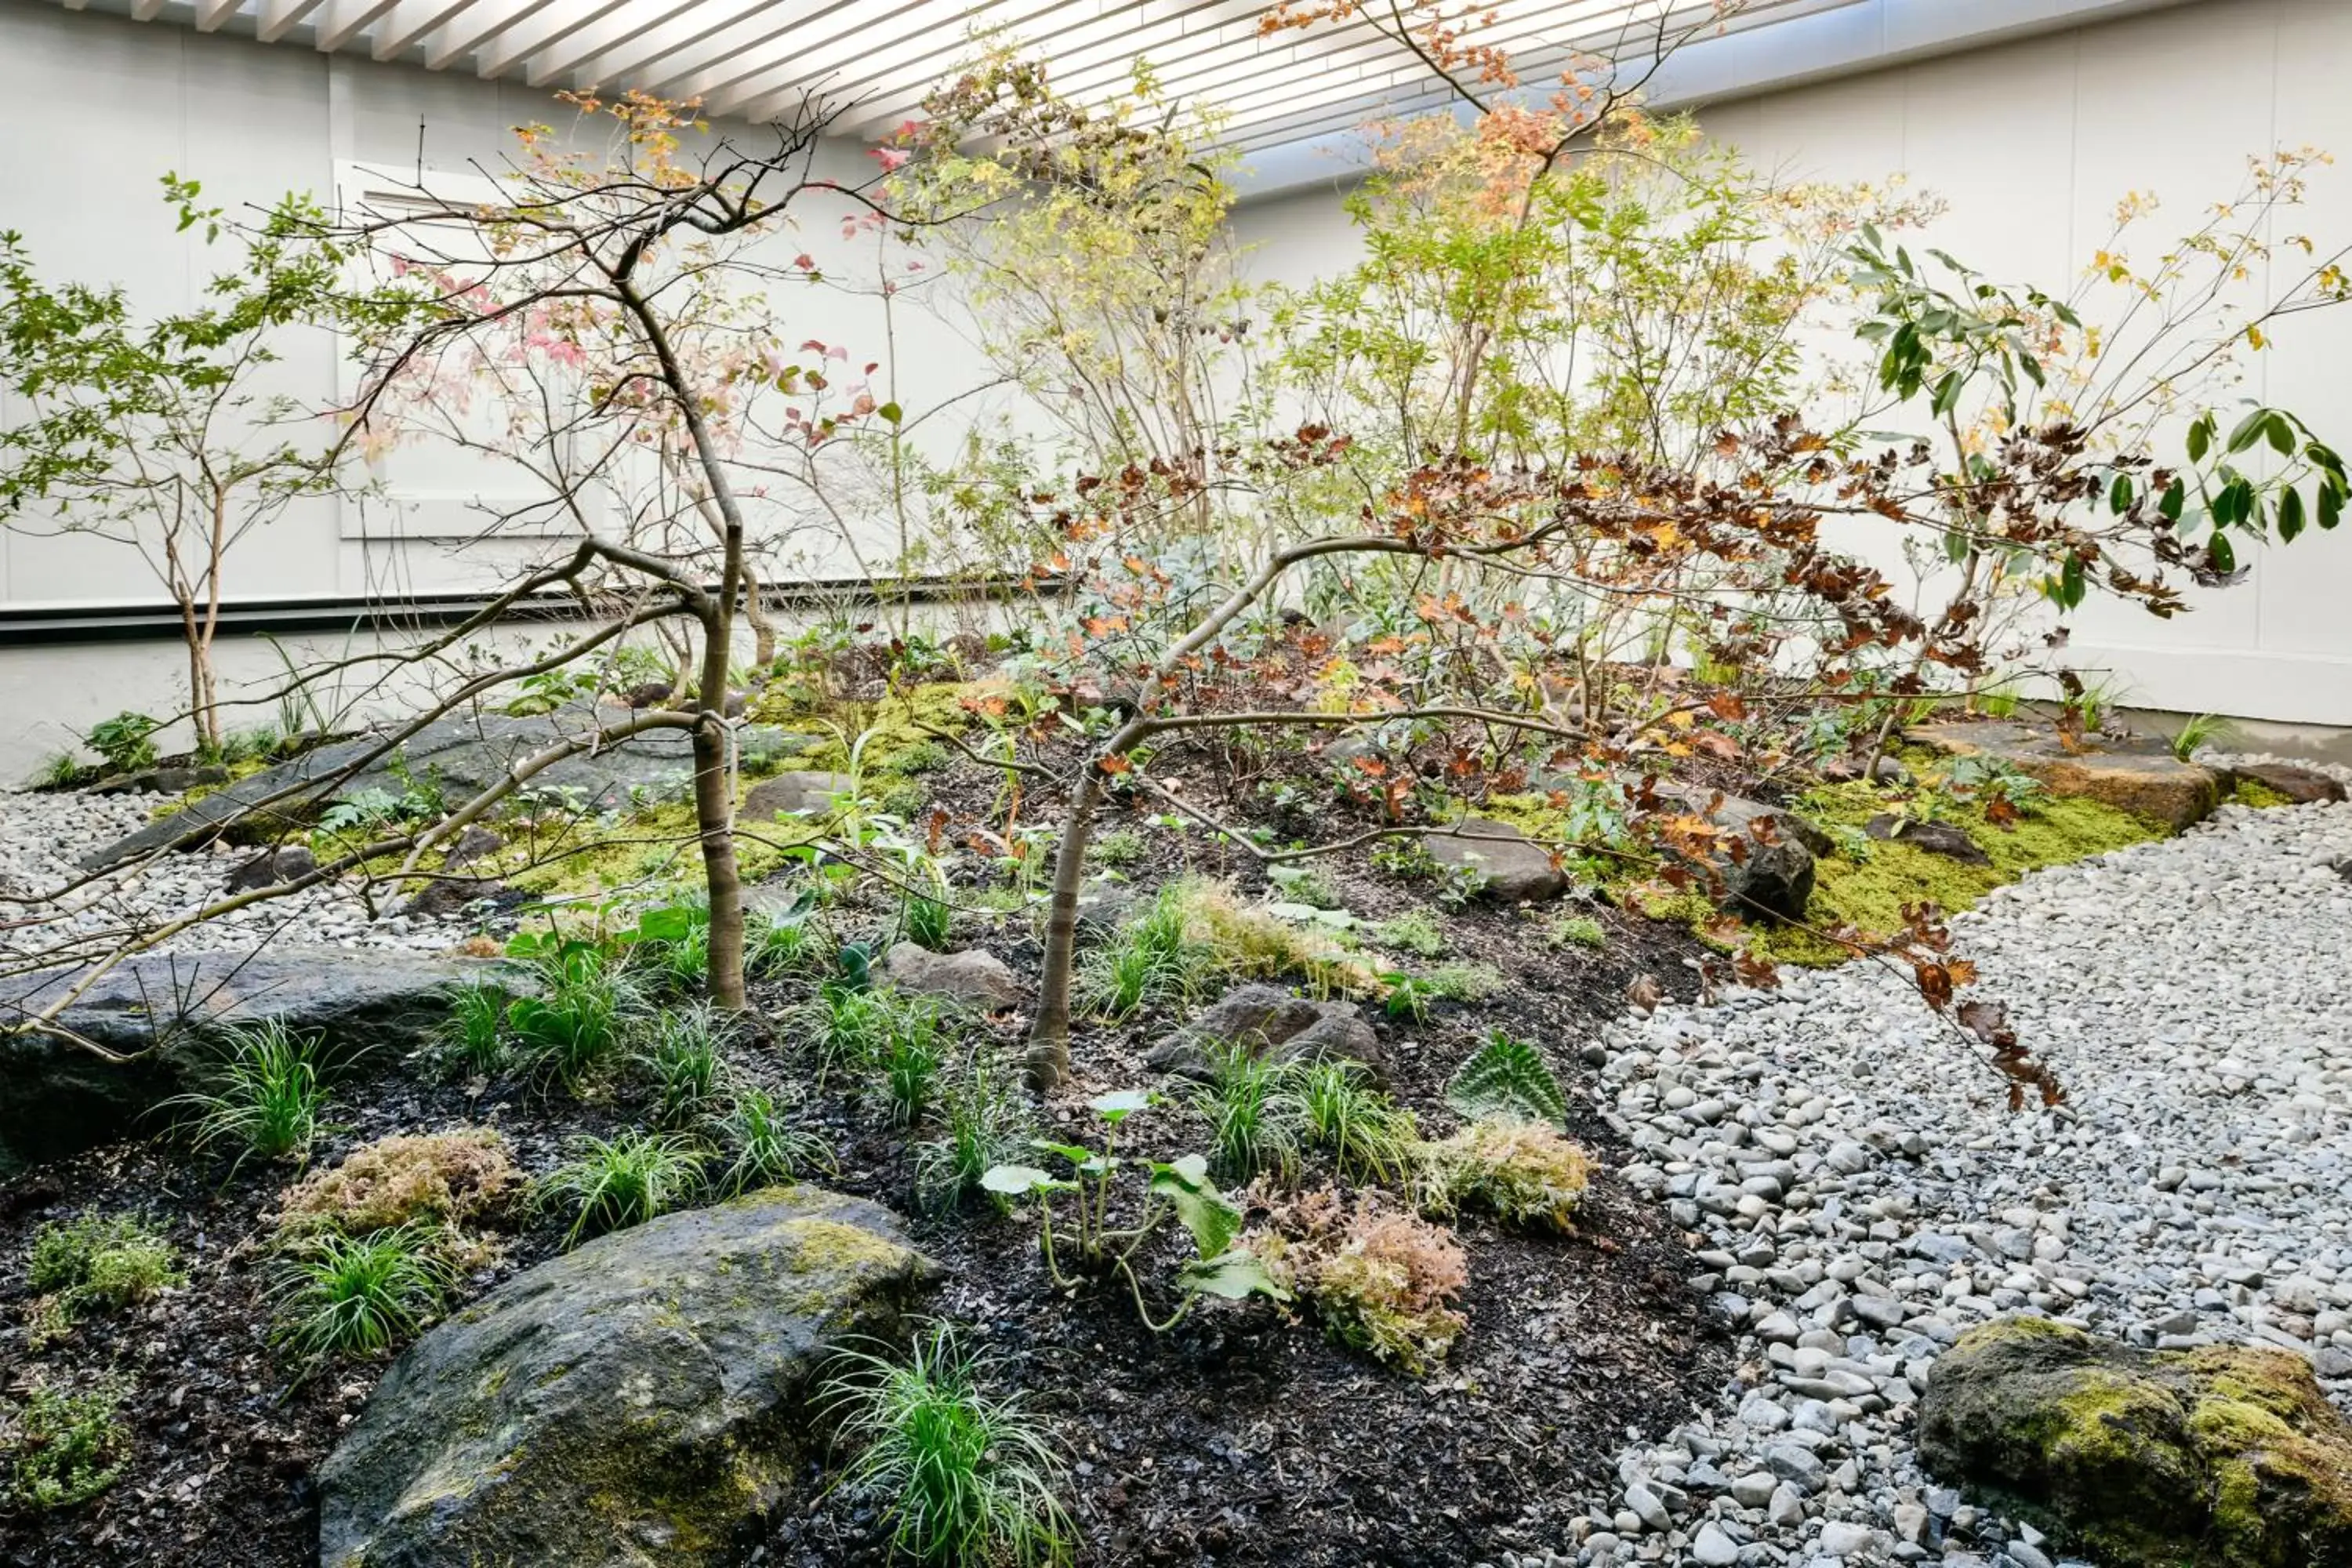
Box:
2 746 1734 1568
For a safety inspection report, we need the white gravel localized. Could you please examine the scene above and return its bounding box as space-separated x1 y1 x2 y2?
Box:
1512 775 2352 1568
0 787 477 960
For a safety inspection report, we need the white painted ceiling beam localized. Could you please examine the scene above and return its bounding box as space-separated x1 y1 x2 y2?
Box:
474 0 629 77
314 0 405 51
421 0 558 67
705 0 1098 119
255 0 328 38
193 0 246 31
370 0 484 57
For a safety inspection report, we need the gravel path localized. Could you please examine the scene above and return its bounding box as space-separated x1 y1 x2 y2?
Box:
0 787 473 957
1522 774 2352 1568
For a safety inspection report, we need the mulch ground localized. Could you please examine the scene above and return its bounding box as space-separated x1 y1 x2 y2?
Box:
2 742 1736 1568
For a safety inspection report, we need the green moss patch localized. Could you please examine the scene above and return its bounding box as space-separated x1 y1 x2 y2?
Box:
2232 777 2297 809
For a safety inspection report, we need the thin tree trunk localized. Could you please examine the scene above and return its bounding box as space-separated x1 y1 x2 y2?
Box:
1026 767 1102 1091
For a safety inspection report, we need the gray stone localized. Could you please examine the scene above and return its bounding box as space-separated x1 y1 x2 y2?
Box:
1906 720 2228 831
880 942 1018 1008
1693 1522 1741 1565
224 844 318 892
1819 1521 1875 1558
1731 1471 1780 1508
0 947 532 1166
1647 782 1824 923
2234 762 2347 804
742 769 858 822
1425 818 1567 902
318 1187 935 1568
1624 1483 1671 1534
85 703 799 869
1864 813 1991 866
1145 982 1383 1079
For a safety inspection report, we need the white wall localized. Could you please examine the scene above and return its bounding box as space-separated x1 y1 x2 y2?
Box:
1232 0 2352 726
0 2 1000 612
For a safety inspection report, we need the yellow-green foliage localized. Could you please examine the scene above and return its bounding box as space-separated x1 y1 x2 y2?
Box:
1253 1191 1469 1376
2232 777 2296 809
1421 1119 1594 1232
276 1129 517 1236
1165 877 1379 997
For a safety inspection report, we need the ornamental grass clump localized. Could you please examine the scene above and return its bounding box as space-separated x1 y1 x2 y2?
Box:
536 1131 706 1246
163 1018 328 1171
713 1087 835 1195
1253 1190 1469 1375
270 1223 458 1367
822 1321 1075 1567
1421 1119 1595 1233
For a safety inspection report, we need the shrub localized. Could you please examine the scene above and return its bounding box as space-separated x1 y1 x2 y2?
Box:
1370 910 1446 958
633 1004 734 1127
713 1088 834 1195
1421 1119 1594 1233
270 1223 457 1365
1544 915 1607 951
85 710 159 775
25 1214 180 1342
1187 1040 1303 1185
275 1129 516 1236
1443 1032 1567 1128
434 982 509 1077
822 1321 1074 1567
1295 1062 1417 1184
913 1058 1031 1213
1253 1191 1468 1375
164 1018 328 1171
5 1379 131 1511
537 1131 706 1246
1167 877 1370 996
506 945 645 1093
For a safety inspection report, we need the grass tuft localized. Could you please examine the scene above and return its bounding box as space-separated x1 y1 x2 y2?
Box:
164 1018 328 1171
270 1223 457 1367
713 1087 835 1195
822 1321 1075 1567
537 1131 706 1246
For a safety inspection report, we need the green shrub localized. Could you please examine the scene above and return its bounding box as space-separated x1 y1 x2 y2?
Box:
537 1132 706 1246
164 1018 328 1171
1090 829 1145 869
1422 963 1504 1003
270 1223 457 1366
5 1379 131 1511
1420 1119 1594 1232
822 1322 1074 1567
26 1214 180 1342
85 711 159 775
713 1088 834 1195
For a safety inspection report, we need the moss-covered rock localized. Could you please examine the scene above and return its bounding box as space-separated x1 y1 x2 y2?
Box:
1908 720 2230 830
1918 1317 2352 1567
318 1186 936 1568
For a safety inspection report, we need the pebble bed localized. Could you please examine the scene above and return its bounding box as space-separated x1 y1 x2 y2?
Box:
1511 764 2352 1568
0 787 471 956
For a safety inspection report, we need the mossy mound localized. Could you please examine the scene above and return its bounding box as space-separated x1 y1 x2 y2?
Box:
1919 1317 2352 1567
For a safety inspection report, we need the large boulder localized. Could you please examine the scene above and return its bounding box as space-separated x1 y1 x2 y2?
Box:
318 1186 935 1568
1145 982 1383 1080
1908 720 2229 831
0 947 529 1166
84 704 803 871
1425 819 1567 903
1918 1316 2352 1567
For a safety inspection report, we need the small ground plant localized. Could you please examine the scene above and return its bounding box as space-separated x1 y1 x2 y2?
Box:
984 1092 1287 1330
633 1004 733 1127
1188 1040 1305 1183
1295 1062 1418 1184
274 1129 515 1236
505 942 645 1094
270 1223 457 1367
165 1018 328 1171
1421 1120 1594 1233
1370 910 1446 958
5 1379 132 1511
25 1213 180 1342
822 1321 1075 1567
1544 916 1608 951
1252 1190 1469 1376
1443 1033 1568 1128
434 982 509 1077
913 1056 1031 1213
538 1131 706 1245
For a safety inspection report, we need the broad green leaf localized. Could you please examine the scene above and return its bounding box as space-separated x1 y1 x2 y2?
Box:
2187 416 2212 464
2227 408 2270 455
1088 1089 1152 1122
1029 1139 1096 1167
2108 474 2133 514
2280 486 2307 543
1149 1160 1241 1260
1179 1249 1291 1303
980 1164 1062 1196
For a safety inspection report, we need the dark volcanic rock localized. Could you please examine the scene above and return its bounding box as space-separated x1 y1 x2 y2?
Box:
0 947 529 1166
1919 1316 2352 1567
1864 812 1992 866
1145 982 1384 1080
1425 818 1567 903
317 1187 935 1568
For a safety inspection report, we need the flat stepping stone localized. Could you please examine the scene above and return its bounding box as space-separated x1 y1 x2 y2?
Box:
2238 761 2347 804
741 769 857 820
1907 719 2229 831
1427 818 1567 902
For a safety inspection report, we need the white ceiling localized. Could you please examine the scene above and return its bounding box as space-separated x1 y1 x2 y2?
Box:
47 0 2201 177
